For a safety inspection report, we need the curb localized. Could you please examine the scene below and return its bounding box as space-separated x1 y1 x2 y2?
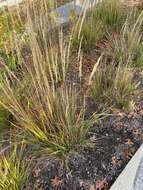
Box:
110 144 143 190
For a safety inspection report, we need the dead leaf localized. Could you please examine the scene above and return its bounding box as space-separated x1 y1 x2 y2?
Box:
111 156 122 166
32 168 41 177
89 184 95 190
133 129 141 136
51 176 63 188
125 139 134 145
124 147 136 160
95 178 108 190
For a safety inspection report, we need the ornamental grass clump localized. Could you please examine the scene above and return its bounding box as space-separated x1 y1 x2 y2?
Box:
71 0 127 50
0 8 101 157
109 10 143 67
90 65 138 111
92 0 126 32
0 74 97 156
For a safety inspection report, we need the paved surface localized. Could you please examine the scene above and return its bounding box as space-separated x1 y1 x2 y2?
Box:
53 1 82 24
110 144 143 190
0 0 23 8
133 155 143 190
53 0 97 24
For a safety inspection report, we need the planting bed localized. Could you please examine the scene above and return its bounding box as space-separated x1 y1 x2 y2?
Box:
25 99 143 190
0 0 143 190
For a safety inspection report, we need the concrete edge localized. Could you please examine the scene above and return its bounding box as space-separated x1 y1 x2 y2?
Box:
110 144 143 190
